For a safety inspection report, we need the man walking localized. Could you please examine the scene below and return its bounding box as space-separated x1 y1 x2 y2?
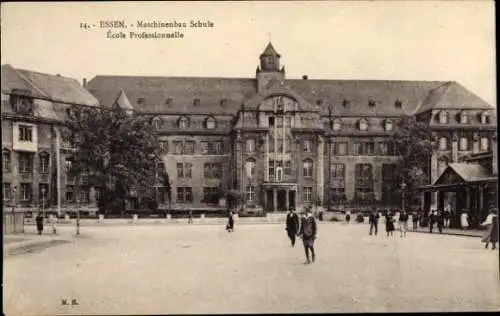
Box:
285 208 300 247
299 208 317 264
369 208 379 235
437 210 445 234
35 212 44 235
412 210 420 231
429 210 437 233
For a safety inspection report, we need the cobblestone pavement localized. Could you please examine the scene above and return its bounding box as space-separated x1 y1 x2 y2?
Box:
3 223 499 315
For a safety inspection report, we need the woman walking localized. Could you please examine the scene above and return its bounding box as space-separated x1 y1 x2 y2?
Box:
226 211 235 233
385 211 395 237
35 212 44 235
482 209 498 250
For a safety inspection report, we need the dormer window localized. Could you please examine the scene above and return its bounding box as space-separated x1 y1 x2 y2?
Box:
459 111 468 124
205 117 216 129
137 98 145 106
220 99 228 107
368 100 376 107
385 119 393 131
481 112 490 124
194 98 200 106
165 98 173 107
152 117 162 130
11 90 34 116
316 100 323 106
177 116 189 129
332 119 342 131
358 119 368 131
439 111 449 124
395 100 403 108
342 99 350 107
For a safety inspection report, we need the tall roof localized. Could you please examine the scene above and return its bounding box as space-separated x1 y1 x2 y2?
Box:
260 42 281 58
414 81 493 114
1 64 99 107
112 89 134 110
434 163 490 185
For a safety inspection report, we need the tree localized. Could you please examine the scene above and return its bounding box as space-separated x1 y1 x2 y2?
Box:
64 106 161 214
390 115 433 208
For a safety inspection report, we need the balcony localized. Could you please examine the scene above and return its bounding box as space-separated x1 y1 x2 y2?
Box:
20 172 33 181
40 173 50 182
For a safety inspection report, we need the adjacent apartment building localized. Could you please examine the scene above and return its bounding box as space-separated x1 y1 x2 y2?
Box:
2 43 497 214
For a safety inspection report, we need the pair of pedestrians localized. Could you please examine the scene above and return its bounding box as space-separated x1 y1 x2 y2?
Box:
286 208 317 264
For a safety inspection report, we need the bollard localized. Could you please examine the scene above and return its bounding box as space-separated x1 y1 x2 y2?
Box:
98 214 104 224
133 214 138 224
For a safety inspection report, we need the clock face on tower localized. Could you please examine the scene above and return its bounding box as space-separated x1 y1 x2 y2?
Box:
262 96 298 112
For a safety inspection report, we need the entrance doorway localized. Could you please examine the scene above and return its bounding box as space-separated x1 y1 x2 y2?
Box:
289 190 296 211
266 190 274 211
277 190 286 211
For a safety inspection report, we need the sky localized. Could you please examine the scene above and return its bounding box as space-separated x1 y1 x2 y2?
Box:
1 1 496 106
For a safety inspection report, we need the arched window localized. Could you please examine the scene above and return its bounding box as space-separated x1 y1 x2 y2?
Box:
460 111 468 124
205 117 216 129
439 137 448 150
439 111 449 124
152 117 162 130
245 159 256 178
332 119 342 131
303 159 313 178
385 119 393 132
39 152 50 173
177 116 189 129
2 149 11 172
358 119 368 131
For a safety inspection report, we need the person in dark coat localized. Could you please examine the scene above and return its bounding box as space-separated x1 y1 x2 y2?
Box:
226 211 234 232
299 208 317 264
399 210 409 237
345 212 351 224
437 211 445 234
369 209 379 236
188 209 193 224
285 208 300 247
35 212 44 235
429 210 437 233
412 210 420 230
385 211 395 236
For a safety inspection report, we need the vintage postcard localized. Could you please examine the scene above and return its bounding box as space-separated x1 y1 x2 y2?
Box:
1 1 498 315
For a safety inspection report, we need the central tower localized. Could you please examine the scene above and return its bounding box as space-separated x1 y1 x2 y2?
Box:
256 42 285 93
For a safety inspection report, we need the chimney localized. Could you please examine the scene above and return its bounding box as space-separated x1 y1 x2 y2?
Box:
302 75 308 80
83 78 87 88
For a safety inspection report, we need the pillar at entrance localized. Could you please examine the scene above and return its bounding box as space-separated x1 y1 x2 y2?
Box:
285 189 289 211
273 188 277 212
479 186 484 211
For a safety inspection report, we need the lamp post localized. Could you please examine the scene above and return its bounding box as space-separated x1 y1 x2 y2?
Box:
41 187 46 219
401 181 407 211
11 185 17 232
76 198 80 235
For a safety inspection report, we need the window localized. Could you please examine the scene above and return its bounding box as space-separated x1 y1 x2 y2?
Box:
19 125 33 141
303 140 312 153
177 162 192 178
284 160 291 176
385 120 393 131
176 187 193 203
245 159 256 178
80 187 90 203
363 142 375 155
246 139 255 153
3 149 11 172
331 142 347 156
202 141 223 155
178 117 189 129
173 141 183 154
303 187 312 203
481 137 489 151
66 185 75 203
11 93 34 115
358 119 368 131
330 163 345 180
276 116 284 127
459 137 468 151
332 119 342 131
39 152 49 173
276 165 283 182
159 141 168 153
204 163 222 179
284 116 292 127
285 137 292 152
245 185 256 203
152 117 162 130
303 159 313 178
205 117 216 129
65 157 74 180
355 164 373 189
481 112 490 124
439 137 448 150
183 141 195 154
379 142 388 155
3 183 11 201
268 116 275 127
203 187 219 204
268 160 275 180
20 183 31 201
80 168 89 184
19 152 33 173
460 112 468 124
156 162 165 179
353 143 361 156
439 111 448 124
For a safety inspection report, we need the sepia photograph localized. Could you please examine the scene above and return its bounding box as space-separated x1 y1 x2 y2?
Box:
1 1 498 314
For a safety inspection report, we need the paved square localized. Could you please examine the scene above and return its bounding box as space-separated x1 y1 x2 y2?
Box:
3 223 500 314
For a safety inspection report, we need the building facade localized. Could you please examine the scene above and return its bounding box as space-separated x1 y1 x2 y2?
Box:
2 43 497 214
